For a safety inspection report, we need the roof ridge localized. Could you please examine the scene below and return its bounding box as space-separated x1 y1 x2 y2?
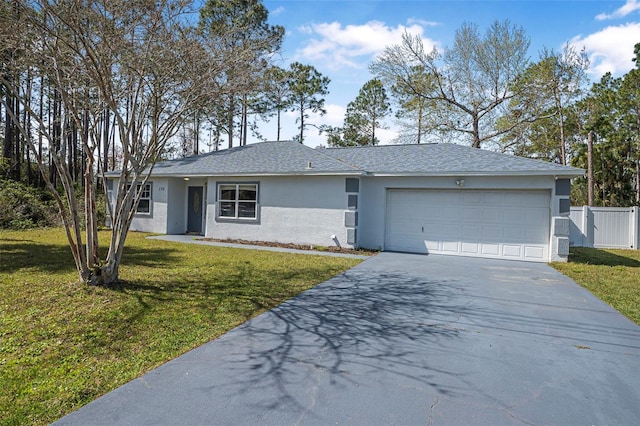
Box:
300 142 363 171
326 142 439 150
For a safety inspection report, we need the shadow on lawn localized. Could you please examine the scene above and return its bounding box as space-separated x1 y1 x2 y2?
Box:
0 239 180 274
569 247 640 267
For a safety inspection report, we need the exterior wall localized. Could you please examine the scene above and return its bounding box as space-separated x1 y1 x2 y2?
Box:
205 175 353 248
166 179 187 234
358 175 566 262
109 172 573 262
107 177 208 235
130 178 168 234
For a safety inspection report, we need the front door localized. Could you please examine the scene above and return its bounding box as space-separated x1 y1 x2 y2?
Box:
187 186 203 234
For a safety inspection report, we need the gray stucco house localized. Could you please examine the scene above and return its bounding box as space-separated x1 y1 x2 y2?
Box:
107 141 583 262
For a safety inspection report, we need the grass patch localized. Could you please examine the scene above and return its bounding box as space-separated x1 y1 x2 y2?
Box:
552 247 640 325
0 228 362 425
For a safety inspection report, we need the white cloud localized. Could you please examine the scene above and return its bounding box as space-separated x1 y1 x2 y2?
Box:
322 103 347 126
271 6 285 17
407 18 440 27
276 104 345 147
570 22 640 77
295 20 437 70
375 126 399 145
596 0 640 20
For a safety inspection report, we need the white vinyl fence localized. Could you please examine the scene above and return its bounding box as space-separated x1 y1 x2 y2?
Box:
569 206 639 249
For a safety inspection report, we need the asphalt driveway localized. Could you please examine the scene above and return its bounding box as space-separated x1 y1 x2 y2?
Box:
55 252 640 425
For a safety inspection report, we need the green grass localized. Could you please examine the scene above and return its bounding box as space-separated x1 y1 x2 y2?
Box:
0 228 362 425
552 247 640 325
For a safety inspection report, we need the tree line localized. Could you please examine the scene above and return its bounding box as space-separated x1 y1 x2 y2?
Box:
1 0 334 185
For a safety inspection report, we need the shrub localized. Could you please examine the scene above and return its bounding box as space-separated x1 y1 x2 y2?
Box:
0 178 59 229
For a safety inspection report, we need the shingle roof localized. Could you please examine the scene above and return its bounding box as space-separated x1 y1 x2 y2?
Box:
146 141 360 176
137 140 583 177
324 143 584 176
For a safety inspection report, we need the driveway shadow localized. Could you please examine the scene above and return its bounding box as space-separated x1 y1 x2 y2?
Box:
214 268 466 414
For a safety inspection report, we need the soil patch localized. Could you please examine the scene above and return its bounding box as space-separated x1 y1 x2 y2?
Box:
199 238 377 256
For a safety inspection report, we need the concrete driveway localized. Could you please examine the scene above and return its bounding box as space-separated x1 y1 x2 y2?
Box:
55 252 640 425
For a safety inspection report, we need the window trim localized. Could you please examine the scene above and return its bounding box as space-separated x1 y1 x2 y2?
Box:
126 182 153 215
216 182 259 222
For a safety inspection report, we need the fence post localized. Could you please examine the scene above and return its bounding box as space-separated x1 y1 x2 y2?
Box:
632 207 639 250
582 205 594 248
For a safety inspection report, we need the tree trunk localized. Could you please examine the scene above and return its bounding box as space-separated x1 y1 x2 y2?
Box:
38 75 44 187
25 70 33 185
242 94 249 146
102 108 110 172
417 100 423 144
298 102 304 143
587 131 594 206
276 108 281 141
13 86 20 180
228 97 234 148
472 115 481 148
194 112 200 155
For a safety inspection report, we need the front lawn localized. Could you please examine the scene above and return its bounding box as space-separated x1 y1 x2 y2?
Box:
552 247 640 325
0 228 362 425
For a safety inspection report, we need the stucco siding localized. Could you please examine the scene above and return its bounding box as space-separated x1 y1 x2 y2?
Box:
130 178 168 234
205 175 352 248
166 179 187 234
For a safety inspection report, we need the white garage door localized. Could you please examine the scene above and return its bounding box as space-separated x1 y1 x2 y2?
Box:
385 189 550 262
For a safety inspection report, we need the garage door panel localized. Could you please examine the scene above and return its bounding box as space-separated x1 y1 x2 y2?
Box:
525 246 545 259
482 192 504 204
441 206 460 220
385 189 550 262
481 244 500 256
482 226 502 240
503 208 523 223
461 242 480 254
462 192 483 203
483 208 505 223
441 240 460 253
439 224 462 238
524 228 546 243
527 208 549 223
462 225 481 239
503 227 525 241
460 209 478 221
425 239 439 252
503 245 522 257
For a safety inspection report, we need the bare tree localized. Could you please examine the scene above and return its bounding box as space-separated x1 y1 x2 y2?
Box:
371 21 530 149
0 0 218 285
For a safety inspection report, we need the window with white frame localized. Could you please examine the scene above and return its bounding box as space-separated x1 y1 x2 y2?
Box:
217 183 258 220
126 182 152 214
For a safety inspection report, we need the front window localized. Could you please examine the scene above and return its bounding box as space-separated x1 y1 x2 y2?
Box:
127 182 152 214
218 183 258 220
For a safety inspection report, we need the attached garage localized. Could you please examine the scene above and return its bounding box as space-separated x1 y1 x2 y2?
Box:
384 189 551 262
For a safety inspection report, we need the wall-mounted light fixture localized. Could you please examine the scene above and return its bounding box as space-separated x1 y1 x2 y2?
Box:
455 179 465 187
183 177 190 181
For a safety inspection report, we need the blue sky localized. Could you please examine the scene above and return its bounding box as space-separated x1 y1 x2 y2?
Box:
256 0 640 147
